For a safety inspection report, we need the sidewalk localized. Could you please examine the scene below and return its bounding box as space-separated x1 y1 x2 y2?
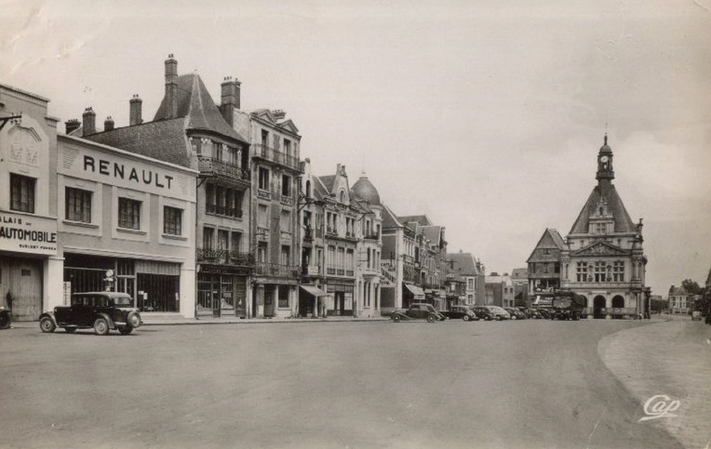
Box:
142 314 390 326
598 316 711 449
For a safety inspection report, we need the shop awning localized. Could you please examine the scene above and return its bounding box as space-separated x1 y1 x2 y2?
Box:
403 283 426 298
300 285 329 297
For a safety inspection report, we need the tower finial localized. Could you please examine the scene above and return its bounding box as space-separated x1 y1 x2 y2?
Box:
604 133 608 146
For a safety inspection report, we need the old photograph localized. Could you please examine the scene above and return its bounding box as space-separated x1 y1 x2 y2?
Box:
1 1 710 448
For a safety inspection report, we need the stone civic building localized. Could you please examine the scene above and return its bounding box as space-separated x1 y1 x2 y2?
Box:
559 136 649 319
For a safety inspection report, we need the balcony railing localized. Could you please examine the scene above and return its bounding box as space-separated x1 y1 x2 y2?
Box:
196 248 254 267
197 156 250 182
303 226 314 241
363 233 380 241
281 195 294 206
254 262 300 278
253 143 300 171
326 227 337 236
206 203 243 218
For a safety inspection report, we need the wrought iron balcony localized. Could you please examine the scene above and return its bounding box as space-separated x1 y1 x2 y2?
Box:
196 248 254 267
206 203 243 218
197 156 250 182
363 233 380 241
254 262 300 278
253 143 300 171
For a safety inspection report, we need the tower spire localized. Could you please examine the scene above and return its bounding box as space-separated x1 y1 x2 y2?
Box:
596 134 614 183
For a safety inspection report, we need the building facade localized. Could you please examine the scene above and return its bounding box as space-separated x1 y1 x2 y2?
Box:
526 228 565 295
57 135 198 318
560 136 649 319
0 84 62 321
447 252 485 306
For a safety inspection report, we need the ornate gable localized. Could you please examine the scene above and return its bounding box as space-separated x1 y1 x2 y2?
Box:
276 119 299 135
251 109 277 125
572 241 629 257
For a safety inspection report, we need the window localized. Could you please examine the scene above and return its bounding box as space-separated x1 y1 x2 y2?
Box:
216 186 225 214
337 247 345 275
66 187 92 223
346 249 354 275
258 205 269 229
576 262 588 282
257 242 268 263
203 227 214 250
261 130 269 145
281 245 291 266
280 210 291 233
281 174 291 197
163 207 182 235
231 232 242 252
594 261 607 283
118 198 141 230
612 261 625 282
10 174 35 213
278 286 289 308
467 279 474 290
205 183 215 213
258 167 270 191
283 139 291 156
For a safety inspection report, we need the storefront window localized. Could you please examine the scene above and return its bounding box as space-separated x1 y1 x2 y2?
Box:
278 286 289 308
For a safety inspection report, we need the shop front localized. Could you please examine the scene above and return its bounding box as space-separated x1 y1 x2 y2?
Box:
325 282 354 316
197 266 249 318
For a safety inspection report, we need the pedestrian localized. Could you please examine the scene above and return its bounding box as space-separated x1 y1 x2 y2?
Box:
5 291 13 311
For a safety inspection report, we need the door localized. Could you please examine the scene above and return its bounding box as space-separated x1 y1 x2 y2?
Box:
594 296 606 319
2 258 43 322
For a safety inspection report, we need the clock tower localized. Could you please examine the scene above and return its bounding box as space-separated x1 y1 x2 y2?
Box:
596 134 614 182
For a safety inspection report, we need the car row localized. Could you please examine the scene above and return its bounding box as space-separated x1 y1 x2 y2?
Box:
390 303 589 323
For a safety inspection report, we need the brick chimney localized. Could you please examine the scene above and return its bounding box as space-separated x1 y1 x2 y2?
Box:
104 116 114 131
82 107 96 136
164 54 178 119
65 119 80 135
219 76 237 126
129 94 143 125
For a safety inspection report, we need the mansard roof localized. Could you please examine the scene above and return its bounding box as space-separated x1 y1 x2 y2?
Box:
382 204 404 229
447 252 481 276
399 215 432 226
154 73 248 145
569 183 637 234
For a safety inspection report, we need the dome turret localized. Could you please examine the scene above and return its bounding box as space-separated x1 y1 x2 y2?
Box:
352 174 381 206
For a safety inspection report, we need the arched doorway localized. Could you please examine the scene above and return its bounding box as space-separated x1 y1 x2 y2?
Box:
612 295 625 308
594 295 606 319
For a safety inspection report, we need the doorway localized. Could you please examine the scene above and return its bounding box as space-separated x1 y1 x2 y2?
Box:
593 295 606 319
0 257 43 321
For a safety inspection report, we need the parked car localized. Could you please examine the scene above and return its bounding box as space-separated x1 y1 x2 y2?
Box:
535 308 552 319
470 306 495 321
523 308 543 319
505 307 527 320
0 306 11 329
481 306 510 321
440 305 480 322
39 292 143 335
391 303 447 323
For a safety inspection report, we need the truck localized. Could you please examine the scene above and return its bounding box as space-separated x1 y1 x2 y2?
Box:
532 291 587 321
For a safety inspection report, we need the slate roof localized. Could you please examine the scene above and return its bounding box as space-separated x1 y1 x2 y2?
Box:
351 176 381 206
526 228 566 263
154 73 248 145
319 175 336 193
83 118 191 168
511 268 528 280
313 176 330 200
447 252 480 276
399 215 432 226
382 204 404 229
569 183 636 234
422 225 443 246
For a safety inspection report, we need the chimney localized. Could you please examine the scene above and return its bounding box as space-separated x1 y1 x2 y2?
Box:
104 116 114 131
164 54 178 119
65 119 80 135
219 76 237 125
129 94 143 125
82 107 96 136
272 109 286 120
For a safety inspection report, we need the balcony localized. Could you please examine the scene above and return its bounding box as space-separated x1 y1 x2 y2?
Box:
363 233 380 241
253 143 300 171
254 262 300 278
206 204 243 219
196 248 254 267
198 156 250 182
326 227 337 237
257 189 271 201
303 226 314 241
281 195 294 206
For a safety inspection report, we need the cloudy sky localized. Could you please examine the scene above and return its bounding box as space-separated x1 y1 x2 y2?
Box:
2 0 710 295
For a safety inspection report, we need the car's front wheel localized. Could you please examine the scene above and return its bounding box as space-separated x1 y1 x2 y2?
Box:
40 317 56 333
118 325 133 335
93 317 110 335
426 314 437 323
462 315 471 321
392 315 401 323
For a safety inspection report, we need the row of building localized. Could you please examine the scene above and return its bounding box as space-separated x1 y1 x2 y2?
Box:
0 56 487 322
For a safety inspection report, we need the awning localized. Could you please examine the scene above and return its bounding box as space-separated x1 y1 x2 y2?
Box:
403 283 426 298
300 285 330 297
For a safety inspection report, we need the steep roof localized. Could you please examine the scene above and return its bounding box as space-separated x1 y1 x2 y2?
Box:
526 228 566 263
83 118 191 167
319 175 336 193
382 204 404 229
569 183 636 234
511 268 528 280
422 225 443 246
399 215 432 226
351 175 381 206
447 252 480 276
154 73 248 145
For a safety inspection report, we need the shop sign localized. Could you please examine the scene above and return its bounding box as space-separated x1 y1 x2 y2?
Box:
0 211 58 255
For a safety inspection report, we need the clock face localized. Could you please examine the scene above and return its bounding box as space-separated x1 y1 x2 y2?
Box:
600 156 609 163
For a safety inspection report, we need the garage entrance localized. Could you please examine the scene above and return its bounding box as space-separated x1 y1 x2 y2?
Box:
593 295 606 319
0 256 43 321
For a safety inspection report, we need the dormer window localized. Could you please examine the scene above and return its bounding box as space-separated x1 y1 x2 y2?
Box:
339 190 345 203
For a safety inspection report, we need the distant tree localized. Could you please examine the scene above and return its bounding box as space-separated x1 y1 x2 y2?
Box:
651 299 667 312
681 279 703 295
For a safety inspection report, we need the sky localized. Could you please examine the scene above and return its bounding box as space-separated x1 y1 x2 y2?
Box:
1 0 710 296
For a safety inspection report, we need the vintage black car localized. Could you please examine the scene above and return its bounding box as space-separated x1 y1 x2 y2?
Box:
440 305 479 322
470 306 495 321
505 307 527 320
39 292 143 335
523 308 543 319
0 306 11 329
391 303 447 323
